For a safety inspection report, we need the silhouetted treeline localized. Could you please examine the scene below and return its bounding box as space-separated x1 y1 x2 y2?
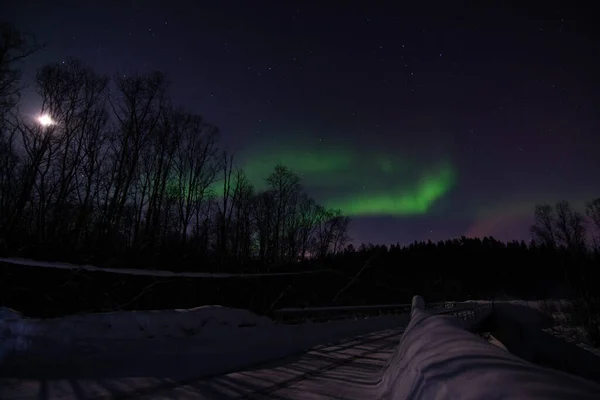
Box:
2 235 599 319
0 23 350 270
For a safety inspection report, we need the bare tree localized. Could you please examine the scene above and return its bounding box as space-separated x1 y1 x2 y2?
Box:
0 123 21 244
172 115 220 243
32 60 110 245
0 22 42 115
216 152 235 265
0 28 357 270
266 165 301 264
0 23 41 247
137 107 183 248
585 198 600 250
2 110 58 242
313 207 350 259
229 169 254 263
297 194 320 261
253 190 276 264
101 72 167 247
530 203 557 248
330 210 351 254
283 197 302 263
554 200 586 251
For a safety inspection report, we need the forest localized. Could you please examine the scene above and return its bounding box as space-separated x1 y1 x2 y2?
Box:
0 23 599 342
0 24 350 270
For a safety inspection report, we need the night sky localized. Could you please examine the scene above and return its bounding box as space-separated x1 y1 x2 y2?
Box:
5 1 599 246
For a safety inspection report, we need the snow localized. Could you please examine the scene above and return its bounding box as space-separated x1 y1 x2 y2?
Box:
0 257 328 278
4 259 600 400
487 299 600 383
1 306 273 345
170 326 407 399
277 304 411 313
0 308 41 364
0 304 411 383
3 296 599 399
383 298 600 399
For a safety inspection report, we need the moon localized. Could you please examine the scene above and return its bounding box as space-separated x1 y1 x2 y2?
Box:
37 114 55 127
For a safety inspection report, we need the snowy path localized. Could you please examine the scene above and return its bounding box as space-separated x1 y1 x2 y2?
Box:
0 327 406 399
136 327 406 399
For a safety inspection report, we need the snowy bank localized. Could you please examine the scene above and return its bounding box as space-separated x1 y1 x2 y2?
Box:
380 297 600 399
0 308 41 364
486 299 600 383
0 305 410 381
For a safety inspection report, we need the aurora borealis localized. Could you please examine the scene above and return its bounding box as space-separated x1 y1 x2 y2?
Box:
239 140 457 217
5 2 599 245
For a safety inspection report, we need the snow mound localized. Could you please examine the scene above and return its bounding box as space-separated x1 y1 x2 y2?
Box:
0 303 409 380
381 303 600 399
4 306 273 344
0 307 41 363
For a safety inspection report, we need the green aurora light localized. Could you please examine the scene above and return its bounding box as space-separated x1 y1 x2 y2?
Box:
323 165 456 216
239 142 457 217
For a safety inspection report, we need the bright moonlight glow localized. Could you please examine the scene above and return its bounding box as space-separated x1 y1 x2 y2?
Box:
37 114 55 127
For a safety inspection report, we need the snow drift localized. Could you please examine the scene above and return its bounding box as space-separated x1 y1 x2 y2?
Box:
0 307 41 364
380 297 600 399
0 304 410 381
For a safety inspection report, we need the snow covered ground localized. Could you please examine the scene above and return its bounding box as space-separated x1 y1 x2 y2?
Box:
0 255 412 380
0 297 488 399
3 295 600 399
0 256 479 381
3 257 600 398
0 305 412 380
484 299 600 354
386 303 600 399
4 298 598 399
482 299 600 384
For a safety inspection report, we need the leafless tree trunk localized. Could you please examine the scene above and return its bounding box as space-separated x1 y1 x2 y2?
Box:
0 22 42 115
172 115 220 243
139 107 181 248
554 200 586 251
216 153 235 265
296 194 318 261
585 198 600 251
331 211 351 254
0 124 20 234
32 61 109 246
102 72 167 248
230 169 254 263
530 203 557 247
0 23 42 247
266 165 301 264
312 207 350 259
3 115 56 242
253 190 275 265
